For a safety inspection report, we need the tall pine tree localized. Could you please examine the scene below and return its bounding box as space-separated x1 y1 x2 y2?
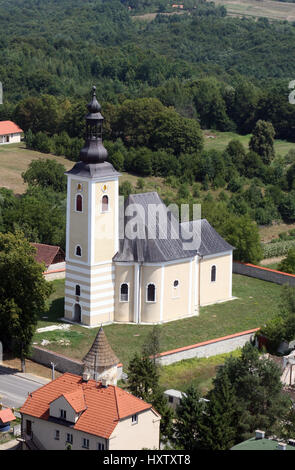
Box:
172 385 206 451
200 372 237 450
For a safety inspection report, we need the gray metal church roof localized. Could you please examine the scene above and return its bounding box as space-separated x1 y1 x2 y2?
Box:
180 219 234 257
65 161 120 179
113 192 233 263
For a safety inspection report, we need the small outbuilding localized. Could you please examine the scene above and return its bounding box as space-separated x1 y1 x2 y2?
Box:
0 408 16 432
0 121 23 144
31 243 65 271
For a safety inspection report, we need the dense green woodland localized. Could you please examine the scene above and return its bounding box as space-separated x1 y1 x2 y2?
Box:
1 0 295 264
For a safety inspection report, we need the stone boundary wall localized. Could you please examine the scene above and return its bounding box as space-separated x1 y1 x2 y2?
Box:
31 346 84 375
155 328 259 366
43 267 66 281
31 330 260 376
30 346 123 379
233 261 295 286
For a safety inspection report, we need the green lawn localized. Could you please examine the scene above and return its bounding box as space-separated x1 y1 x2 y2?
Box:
34 274 282 365
204 130 295 156
159 350 242 394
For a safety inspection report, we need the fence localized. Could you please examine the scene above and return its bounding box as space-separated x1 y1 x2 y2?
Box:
155 328 259 366
30 346 123 379
233 261 295 286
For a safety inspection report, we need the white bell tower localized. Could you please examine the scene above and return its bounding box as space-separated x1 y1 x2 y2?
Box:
64 87 120 327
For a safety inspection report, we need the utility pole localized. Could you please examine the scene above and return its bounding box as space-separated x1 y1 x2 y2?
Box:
50 362 57 381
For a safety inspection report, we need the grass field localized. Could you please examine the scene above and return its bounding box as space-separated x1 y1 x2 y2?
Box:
159 350 241 394
132 1 295 23
213 0 295 22
0 143 73 194
34 274 282 366
204 130 295 155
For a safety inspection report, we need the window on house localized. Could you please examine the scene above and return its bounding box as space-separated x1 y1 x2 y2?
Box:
75 245 82 257
82 438 90 449
60 409 67 420
75 285 81 296
169 396 174 404
120 283 129 302
98 443 105 450
26 419 32 435
131 414 138 424
211 265 216 283
66 433 73 444
147 284 156 302
101 195 109 212
76 194 83 212
172 279 180 298
55 430 60 440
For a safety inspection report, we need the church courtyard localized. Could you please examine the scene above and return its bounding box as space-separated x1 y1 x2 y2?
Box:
33 273 282 366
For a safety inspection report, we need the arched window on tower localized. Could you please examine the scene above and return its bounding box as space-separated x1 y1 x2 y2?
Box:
146 283 156 303
101 195 109 212
75 285 81 296
76 194 83 212
75 245 82 257
211 265 216 283
120 283 129 302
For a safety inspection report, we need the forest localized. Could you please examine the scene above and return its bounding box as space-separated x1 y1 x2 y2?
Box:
1 0 295 265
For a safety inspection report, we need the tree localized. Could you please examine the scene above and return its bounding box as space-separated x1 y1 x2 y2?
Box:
220 343 289 441
286 162 295 191
22 159 67 192
0 232 52 371
119 181 133 198
200 372 237 450
249 120 275 165
142 325 161 364
127 328 173 442
225 139 246 173
279 248 295 274
220 214 263 264
172 385 206 450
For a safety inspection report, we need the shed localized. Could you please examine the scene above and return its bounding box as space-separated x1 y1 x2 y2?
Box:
0 408 16 432
30 243 65 271
0 121 23 144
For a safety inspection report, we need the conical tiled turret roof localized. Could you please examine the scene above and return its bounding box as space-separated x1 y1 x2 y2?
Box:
83 327 119 369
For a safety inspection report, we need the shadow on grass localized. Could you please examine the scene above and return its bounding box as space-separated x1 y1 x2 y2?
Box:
43 297 65 323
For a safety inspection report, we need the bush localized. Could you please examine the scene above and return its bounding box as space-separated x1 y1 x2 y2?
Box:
278 248 295 274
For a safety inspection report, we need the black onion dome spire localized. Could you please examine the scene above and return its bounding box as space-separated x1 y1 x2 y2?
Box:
79 86 108 164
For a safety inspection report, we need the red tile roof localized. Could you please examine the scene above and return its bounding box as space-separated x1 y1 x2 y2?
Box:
0 121 23 135
62 389 86 413
30 243 65 268
20 373 152 439
0 408 16 424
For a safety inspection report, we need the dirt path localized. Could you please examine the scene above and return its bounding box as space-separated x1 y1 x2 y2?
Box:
260 256 284 266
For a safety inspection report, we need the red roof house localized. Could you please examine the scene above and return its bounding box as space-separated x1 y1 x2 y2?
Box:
20 372 161 450
0 121 23 144
30 243 65 269
0 408 16 432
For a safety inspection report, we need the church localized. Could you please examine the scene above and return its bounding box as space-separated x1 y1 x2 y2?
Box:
64 87 234 327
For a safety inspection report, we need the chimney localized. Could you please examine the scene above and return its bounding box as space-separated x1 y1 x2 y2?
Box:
101 378 108 388
255 430 265 440
82 372 90 382
277 442 287 451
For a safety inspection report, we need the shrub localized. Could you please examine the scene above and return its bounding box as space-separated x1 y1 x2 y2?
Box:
278 248 295 274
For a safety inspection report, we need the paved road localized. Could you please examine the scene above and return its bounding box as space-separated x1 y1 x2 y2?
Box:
0 366 48 408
